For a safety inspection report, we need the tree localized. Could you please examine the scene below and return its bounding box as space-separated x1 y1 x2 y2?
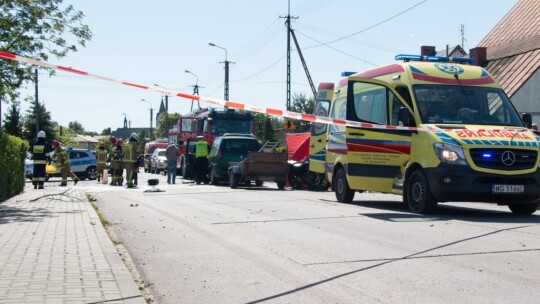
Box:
290 92 314 132
3 101 22 137
0 1 92 102
22 97 56 142
262 116 276 142
68 120 85 133
155 113 180 138
101 127 111 135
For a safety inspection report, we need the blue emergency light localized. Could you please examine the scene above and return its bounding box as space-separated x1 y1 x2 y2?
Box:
482 153 492 159
341 71 357 77
395 54 475 64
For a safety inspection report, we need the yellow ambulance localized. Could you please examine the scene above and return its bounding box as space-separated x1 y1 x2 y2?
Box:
322 54 540 214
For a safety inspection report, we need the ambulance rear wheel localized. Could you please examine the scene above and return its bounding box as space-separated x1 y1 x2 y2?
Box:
406 169 437 214
335 168 354 203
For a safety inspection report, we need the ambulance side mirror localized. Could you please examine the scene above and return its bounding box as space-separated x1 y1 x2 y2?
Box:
522 113 532 129
398 107 414 127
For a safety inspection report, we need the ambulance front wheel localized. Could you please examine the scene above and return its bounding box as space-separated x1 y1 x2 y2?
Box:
406 169 437 214
334 168 355 203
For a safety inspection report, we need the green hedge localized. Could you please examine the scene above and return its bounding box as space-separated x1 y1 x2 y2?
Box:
0 131 29 200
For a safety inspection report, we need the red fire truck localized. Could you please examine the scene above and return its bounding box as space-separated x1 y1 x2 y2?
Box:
168 107 255 179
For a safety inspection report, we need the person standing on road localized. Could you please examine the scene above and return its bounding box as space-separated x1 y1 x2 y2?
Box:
165 141 180 184
52 140 79 187
123 134 139 188
30 130 52 189
95 142 108 183
108 137 124 186
193 135 209 185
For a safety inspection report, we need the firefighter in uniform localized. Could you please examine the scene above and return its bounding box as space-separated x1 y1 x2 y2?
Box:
193 135 210 185
109 137 124 186
95 142 108 182
30 130 52 189
123 134 139 188
52 140 79 186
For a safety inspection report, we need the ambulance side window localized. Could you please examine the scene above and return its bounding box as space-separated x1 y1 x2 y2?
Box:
311 99 330 136
329 97 346 133
350 81 409 126
390 94 406 126
352 87 386 124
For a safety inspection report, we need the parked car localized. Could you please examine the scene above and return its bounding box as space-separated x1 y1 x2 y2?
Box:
144 140 169 172
149 148 167 174
207 133 261 184
25 148 98 180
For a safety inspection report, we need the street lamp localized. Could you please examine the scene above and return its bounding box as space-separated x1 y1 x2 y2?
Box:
140 99 154 133
185 70 203 111
209 42 233 101
153 83 169 113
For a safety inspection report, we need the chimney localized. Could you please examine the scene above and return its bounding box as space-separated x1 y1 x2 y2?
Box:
421 45 436 56
469 47 487 66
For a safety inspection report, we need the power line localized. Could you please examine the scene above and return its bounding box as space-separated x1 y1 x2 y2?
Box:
296 21 401 53
231 55 286 83
295 30 379 66
304 0 428 50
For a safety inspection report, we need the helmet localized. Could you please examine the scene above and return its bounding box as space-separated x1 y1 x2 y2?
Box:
37 131 46 138
130 133 137 139
110 136 117 144
52 140 60 148
99 142 105 148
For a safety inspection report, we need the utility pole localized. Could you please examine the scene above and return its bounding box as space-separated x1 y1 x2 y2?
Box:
185 70 204 111
461 24 466 49
280 0 298 111
209 43 235 101
35 68 40 135
290 28 317 100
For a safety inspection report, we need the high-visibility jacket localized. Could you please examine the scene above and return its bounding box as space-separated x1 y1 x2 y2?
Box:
55 147 70 165
123 140 138 163
110 146 123 162
96 148 107 164
195 140 209 158
31 138 52 165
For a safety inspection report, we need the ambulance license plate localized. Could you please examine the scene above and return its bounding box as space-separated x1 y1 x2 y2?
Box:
492 184 524 193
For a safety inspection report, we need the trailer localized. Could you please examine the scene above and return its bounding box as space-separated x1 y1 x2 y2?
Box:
228 142 289 189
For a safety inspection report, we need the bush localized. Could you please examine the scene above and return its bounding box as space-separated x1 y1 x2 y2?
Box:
0 131 29 200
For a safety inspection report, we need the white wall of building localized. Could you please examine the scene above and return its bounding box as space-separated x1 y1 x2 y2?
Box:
511 68 540 124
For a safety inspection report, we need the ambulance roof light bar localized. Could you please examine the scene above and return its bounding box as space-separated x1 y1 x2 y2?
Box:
341 71 357 77
395 54 475 64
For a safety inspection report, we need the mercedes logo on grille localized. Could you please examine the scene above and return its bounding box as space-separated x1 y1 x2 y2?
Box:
501 151 516 166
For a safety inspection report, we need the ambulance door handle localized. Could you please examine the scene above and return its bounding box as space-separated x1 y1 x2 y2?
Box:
317 139 322 142
350 132 365 136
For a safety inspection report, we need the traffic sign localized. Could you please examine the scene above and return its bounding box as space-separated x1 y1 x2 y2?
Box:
283 118 295 130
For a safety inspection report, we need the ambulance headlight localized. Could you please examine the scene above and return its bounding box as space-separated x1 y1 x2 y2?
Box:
434 143 468 165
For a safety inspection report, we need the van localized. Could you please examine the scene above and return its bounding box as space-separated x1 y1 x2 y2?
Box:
322 54 540 214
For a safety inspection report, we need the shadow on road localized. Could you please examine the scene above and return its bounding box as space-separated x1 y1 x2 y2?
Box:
343 199 540 224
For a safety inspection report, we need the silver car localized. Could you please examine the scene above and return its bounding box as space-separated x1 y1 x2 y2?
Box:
149 148 167 174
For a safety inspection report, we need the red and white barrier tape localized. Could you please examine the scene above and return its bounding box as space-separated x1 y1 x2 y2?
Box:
0 51 529 134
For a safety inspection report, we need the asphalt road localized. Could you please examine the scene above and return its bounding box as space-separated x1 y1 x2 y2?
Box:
80 171 540 304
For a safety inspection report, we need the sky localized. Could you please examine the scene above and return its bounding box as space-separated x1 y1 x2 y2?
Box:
12 0 519 133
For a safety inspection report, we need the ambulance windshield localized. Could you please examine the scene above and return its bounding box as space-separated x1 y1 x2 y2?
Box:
413 85 523 126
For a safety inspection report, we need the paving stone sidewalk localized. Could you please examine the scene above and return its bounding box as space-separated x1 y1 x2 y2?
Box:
0 184 145 304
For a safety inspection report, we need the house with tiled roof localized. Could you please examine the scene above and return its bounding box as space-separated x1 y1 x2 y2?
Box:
476 0 540 123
